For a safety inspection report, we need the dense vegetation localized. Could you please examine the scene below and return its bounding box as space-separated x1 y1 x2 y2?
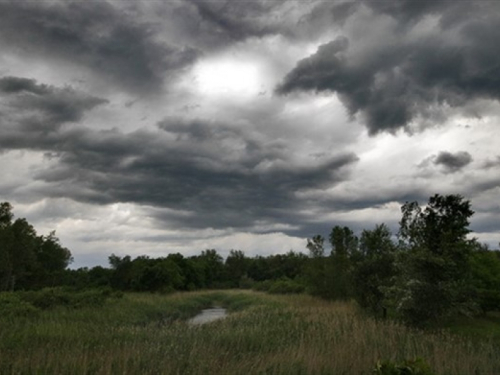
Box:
0 202 72 291
1 194 500 327
1 290 499 374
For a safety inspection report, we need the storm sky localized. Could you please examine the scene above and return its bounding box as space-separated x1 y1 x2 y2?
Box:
1 0 500 267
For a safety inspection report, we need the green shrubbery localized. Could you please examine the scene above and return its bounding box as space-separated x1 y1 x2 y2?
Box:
373 358 435 375
252 277 305 294
0 287 122 316
0 292 39 317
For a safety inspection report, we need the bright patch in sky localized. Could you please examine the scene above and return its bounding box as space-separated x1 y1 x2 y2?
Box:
194 59 260 96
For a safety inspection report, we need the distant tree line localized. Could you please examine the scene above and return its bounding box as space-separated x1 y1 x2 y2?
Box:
66 249 308 294
1 194 500 325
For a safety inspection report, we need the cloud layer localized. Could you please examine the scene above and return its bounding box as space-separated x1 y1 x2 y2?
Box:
277 1 500 134
0 1 199 94
1 0 500 266
0 76 358 234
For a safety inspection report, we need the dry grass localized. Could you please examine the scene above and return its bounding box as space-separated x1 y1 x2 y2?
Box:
1 290 498 374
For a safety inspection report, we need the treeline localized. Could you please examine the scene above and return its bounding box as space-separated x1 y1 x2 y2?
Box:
2 195 500 325
0 202 72 291
304 194 500 325
66 249 308 294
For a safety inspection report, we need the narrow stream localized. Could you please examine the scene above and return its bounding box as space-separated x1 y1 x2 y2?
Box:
188 307 227 326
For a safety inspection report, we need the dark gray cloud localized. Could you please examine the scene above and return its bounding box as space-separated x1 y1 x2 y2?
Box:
277 1 500 134
0 76 107 133
185 0 285 41
434 151 473 173
0 79 358 232
155 0 300 50
0 1 198 94
0 76 49 95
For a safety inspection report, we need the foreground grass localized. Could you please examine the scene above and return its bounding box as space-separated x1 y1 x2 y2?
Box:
1 290 499 374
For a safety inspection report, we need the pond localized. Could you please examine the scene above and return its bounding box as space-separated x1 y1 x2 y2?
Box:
188 307 227 326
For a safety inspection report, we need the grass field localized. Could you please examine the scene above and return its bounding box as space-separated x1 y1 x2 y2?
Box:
1 290 499 374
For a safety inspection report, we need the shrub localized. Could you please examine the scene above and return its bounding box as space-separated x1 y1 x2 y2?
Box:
252 280 273 292
16 287 122 310
373 358 435 375
476 288 500 314
268 278 305 294
0 292 39 317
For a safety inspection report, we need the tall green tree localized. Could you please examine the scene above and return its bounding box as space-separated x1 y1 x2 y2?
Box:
305 235 328 296
328 226 358 300
0 202 72 290
353 224 396 316
196 249 225 288
469 242 500 313
225 250 249 288
394 194 476 324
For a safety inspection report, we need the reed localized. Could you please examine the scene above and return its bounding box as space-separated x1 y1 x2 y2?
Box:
0 290 498 374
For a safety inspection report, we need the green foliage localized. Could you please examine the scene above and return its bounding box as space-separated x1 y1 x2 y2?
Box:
267 277 305 294
252 279 273 292
470 244 500 313
305 235 328 296
238 274 255 289
1 291 499 374
393 194 476 325
305 227 358 301
0 202 72 291
225 250 250 287
0 292 39 317
328 226 358 300
330 225 359 257
373 358 436 375
109 254 184 292
353 224 396 316
15 287 121 310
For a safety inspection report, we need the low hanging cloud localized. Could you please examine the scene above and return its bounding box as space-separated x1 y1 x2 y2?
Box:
277 1 500 135
0 76 107 136
434 151 473 173
0 77 359 232
0 1 198 94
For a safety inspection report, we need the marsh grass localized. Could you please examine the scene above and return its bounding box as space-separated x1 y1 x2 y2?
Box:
1 290 499 374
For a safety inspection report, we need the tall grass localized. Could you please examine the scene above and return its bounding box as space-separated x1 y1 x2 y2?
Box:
1 290 498 374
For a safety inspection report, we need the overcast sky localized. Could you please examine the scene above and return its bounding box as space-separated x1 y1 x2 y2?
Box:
1 0 500 268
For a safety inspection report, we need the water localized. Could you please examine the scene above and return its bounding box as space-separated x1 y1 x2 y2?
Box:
188 307 227 325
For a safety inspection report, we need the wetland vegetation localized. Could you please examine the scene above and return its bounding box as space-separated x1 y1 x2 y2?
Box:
1 290 500 374
2 194 500 373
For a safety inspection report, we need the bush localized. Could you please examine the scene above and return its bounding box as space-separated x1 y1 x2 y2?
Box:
252 280 273 292
0 292 39 317
15 287 122 310
476 288 500 314
238 275 255 289
373 358 435 375
268 278 305 294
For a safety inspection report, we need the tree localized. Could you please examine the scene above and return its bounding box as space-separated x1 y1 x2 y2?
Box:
305 235 328 296
328 226 358 300
469 242 500 313
0 202 73 290
353 224 396 316
34 231 73 287
394 194 476 324
0 202 13 228
168 253 205 290
196 249 225 288
329 226 358 257
225 250 249 288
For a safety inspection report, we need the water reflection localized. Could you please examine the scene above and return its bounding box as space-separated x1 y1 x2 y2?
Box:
188 307 227 326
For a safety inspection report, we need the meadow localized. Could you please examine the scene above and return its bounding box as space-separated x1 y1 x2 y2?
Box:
1 290 499 374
